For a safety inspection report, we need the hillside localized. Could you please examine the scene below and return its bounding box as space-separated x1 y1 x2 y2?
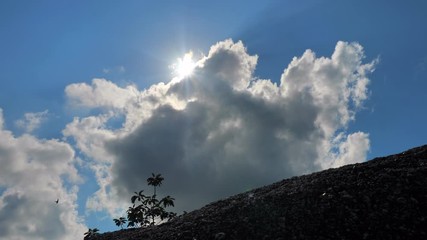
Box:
89 145 427 239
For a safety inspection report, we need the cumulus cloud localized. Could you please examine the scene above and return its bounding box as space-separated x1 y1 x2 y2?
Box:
63 39 377 215
15 110 49 133
65 78 139 109
330 132 370 168
0 109 86 239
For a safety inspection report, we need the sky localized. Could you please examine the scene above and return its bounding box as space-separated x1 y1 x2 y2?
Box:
0 0 426 239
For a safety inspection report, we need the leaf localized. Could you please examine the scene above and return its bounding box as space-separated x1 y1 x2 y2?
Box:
147 173 164 187
113 218 120 226
161 196 175 207
127 221 135 228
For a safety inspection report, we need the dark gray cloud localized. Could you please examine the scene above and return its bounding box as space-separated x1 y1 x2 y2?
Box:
64 39 376 214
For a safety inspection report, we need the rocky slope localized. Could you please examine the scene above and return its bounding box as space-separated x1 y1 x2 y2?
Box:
89 145 427 239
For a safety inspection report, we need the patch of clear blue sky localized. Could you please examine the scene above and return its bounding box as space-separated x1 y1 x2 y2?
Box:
1 0 427 233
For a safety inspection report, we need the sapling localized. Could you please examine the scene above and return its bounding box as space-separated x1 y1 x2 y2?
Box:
125 173 176 228
83 228 100 239
113 217 127 229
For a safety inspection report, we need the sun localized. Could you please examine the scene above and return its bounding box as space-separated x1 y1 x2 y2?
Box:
173 51 196 79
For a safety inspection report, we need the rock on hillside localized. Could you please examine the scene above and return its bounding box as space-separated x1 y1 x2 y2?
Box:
90 145 427 240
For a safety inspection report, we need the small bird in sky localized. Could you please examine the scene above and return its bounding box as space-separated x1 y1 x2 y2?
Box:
55 199 59 204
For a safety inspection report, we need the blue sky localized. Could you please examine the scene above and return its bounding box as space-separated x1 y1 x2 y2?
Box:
1 1 426 238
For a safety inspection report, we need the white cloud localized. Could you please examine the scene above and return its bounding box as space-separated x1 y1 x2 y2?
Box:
62 114 126 217
63 39 377 216
65 78 139 109
332 132 370 168
63 114 117 163
202 39 258 91
102 66 126 75
15 110 49 133
0 108 86 240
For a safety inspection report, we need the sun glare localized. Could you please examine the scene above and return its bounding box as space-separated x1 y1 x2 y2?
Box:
173 52 196 79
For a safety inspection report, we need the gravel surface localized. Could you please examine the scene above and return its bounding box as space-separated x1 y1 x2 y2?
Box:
88 145 427 240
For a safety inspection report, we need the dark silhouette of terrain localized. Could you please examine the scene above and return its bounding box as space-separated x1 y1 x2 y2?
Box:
90 145 427 239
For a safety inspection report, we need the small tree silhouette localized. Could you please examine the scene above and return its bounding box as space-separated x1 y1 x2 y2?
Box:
84 228 99 239
147 173 164 195
126 173 176 228
113 217 127 229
